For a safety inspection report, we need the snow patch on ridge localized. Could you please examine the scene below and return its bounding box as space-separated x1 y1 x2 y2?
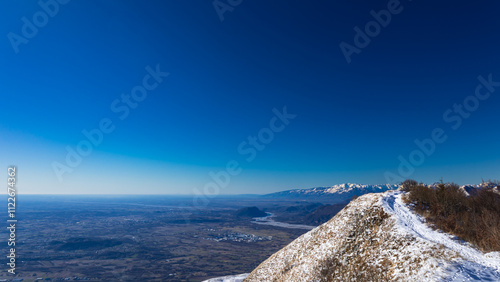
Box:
381 192 500 280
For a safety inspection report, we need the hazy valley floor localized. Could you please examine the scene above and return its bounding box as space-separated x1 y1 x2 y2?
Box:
0 195 339 281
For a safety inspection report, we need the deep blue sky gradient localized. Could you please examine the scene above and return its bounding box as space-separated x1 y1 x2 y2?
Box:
1 0 499 194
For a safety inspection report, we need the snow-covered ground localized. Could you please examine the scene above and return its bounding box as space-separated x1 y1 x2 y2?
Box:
202 273 249 282
382 191 500 280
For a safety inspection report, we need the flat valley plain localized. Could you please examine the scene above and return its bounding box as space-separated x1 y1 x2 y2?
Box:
0 195 343 281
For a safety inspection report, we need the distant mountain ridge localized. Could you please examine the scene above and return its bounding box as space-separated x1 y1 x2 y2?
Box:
264 183 400 203
460 182 500 196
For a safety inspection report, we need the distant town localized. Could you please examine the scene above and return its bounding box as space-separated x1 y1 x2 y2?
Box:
204 232 272 243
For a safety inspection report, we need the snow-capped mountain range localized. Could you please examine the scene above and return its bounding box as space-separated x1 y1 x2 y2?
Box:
264 183 400 203
460 182 500 196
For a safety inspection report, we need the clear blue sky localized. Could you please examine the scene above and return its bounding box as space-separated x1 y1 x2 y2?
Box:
1 0 499 194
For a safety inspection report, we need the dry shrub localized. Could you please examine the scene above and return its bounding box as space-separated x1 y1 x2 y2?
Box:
401 179 418 192
404 180 500 252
